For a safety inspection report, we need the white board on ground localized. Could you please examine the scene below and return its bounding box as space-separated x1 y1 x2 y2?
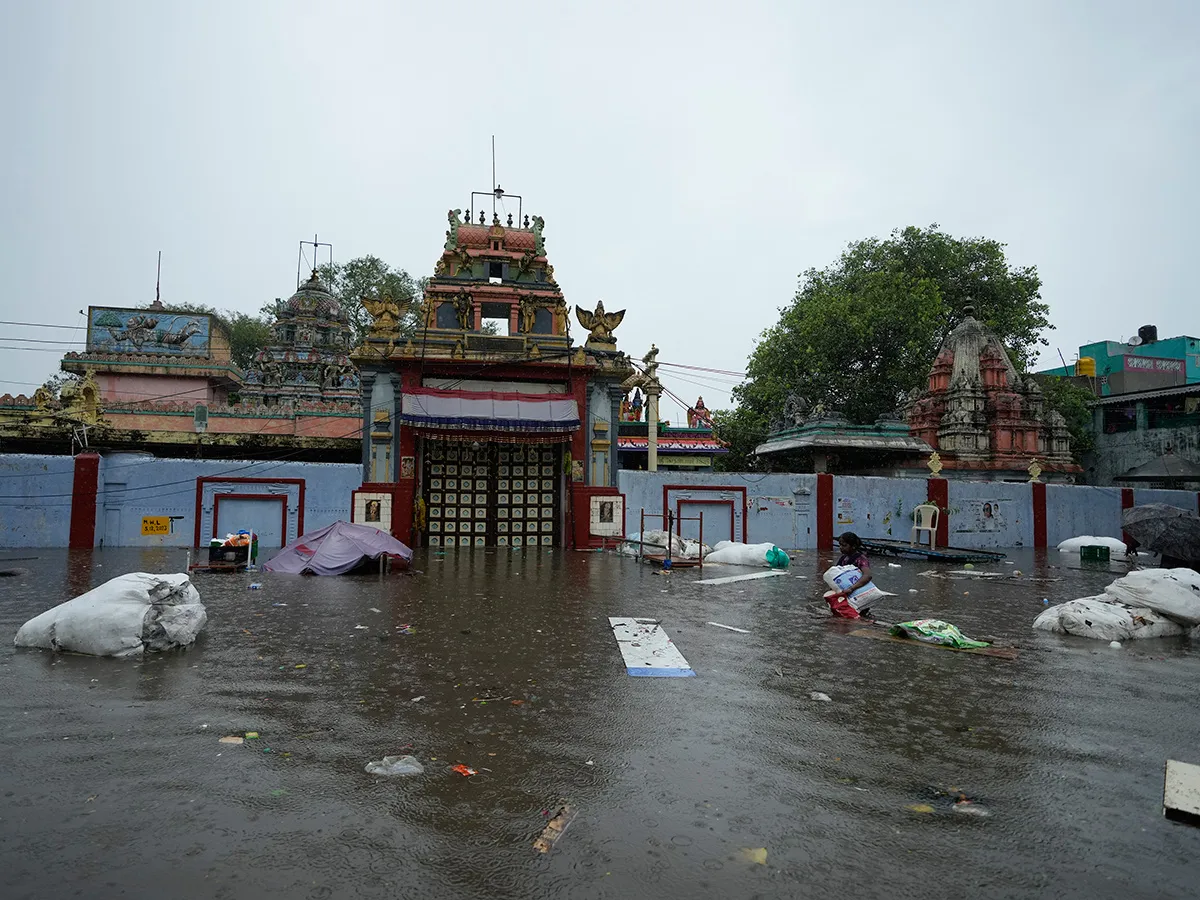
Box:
696 571 787 586
609 617 695 677
1165 759 1200 824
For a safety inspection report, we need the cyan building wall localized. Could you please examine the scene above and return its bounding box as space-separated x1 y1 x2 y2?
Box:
1045 484 1122 546
0 453 362 549
0 454 76 548
945 480 1034 548
833 476 928 542
618 470 820 549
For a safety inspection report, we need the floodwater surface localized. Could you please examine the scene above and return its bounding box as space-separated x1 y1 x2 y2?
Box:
1 547 1198 900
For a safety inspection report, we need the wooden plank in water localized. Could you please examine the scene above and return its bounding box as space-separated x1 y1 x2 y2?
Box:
1164 760 1200 826
847 627 1019 660
859 538 1007 563
696 570 787 585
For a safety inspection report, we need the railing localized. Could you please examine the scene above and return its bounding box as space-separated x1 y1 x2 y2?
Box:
1147 410 1200 430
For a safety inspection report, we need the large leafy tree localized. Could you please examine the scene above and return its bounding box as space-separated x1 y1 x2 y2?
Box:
309 256 427 347
731 225 1052 429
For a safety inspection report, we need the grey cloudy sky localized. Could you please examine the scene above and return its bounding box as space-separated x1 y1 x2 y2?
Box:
2 0 1196 419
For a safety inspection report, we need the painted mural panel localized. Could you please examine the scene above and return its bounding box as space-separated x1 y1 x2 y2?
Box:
87 306 212 356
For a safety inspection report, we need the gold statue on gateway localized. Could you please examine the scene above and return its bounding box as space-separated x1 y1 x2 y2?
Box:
575 299 625 350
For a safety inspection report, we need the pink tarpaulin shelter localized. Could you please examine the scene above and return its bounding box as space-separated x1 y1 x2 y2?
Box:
263 521 413 576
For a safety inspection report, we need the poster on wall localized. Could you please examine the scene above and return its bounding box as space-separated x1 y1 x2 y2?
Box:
87 307 212 356
400 456 415 480
953 500 1009 533
836 498 854 526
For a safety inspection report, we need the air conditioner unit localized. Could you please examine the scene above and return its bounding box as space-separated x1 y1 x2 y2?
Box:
193 403 209 433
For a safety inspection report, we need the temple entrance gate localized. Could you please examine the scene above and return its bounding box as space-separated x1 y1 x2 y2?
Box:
422 440 562 547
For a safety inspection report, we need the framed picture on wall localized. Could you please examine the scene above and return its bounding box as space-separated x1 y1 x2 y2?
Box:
589 495 625 537
400 456 415 480
353 491 393 532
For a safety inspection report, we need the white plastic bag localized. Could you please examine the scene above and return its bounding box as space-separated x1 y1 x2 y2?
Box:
1102 568 1200 626
14 573 206 658
1056 536 1128 558
365 755 425 776
705 541 777 567
823 565 891 611
1033 596 1186 641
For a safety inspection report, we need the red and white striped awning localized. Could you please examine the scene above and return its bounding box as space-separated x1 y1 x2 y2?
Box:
400 386 580 435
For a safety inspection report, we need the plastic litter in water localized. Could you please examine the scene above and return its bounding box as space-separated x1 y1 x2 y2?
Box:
739 847 768 865
450 764 478 777
248 583 263 590
809 691 832 702
364 755 425 776
533 805 578 854
1109 641 1122 649
218 736 244 745
244 732 259 739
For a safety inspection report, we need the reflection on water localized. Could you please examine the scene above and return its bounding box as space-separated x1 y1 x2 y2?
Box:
1 547 1198 900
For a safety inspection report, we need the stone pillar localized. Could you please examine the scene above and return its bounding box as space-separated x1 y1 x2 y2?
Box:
359 371 377 478
646 384 660 472
608 386 624 486
1136 401 1148 431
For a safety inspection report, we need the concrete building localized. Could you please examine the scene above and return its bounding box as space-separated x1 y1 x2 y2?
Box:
1085 381 1200 487
1040 325 1200 396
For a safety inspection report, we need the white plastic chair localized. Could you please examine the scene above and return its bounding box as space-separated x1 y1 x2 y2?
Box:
911 504 940 549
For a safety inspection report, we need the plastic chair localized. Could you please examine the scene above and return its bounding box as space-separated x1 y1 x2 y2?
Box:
911 504 940 549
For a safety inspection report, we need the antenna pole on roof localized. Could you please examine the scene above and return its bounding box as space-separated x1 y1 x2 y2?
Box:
155 250 161 304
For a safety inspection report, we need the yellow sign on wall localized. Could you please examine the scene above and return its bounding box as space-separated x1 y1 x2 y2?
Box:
141 516 171 536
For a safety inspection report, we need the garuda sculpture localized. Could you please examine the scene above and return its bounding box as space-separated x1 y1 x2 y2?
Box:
575 299 625 348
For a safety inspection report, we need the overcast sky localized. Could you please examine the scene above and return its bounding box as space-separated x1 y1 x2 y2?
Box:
2 0 1196 419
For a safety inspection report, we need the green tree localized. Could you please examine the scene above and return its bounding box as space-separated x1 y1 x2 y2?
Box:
313 256 427 346
733 225 1051 430
711 406 769 471
1037 375 1097 460
226 312 274 370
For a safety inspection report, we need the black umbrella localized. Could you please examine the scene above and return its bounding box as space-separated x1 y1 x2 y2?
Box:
1121 503 1200 562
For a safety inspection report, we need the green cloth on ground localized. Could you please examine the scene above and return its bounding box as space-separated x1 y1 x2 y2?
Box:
765 546 790 569
889 619 990 650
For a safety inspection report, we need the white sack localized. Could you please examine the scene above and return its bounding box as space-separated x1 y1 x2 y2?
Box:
1056 536 1128 558
1102 568 1200 626
1033 595 1186 641
823 565 892 610
705 541 777 566
14 572 206 658
617 530 706 559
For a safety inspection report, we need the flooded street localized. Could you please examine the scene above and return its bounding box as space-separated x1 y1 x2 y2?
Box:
2 548 1199 899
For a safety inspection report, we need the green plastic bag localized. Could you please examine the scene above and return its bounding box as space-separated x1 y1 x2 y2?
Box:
888 619 989 650
765 546 790 569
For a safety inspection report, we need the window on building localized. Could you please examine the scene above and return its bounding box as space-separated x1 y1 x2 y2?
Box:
492 241 500 251
488 261 503 280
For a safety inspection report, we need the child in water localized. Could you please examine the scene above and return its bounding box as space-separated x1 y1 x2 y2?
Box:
825 532 875 620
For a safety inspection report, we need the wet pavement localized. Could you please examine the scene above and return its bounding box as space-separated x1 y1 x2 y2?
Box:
2 547 1199 900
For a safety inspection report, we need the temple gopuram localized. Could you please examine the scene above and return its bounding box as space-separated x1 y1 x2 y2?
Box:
349 198 631 547
904 307 1078 481
241 270 360 406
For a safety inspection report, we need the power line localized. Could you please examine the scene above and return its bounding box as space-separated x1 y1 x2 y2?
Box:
0 320 85 330
1 337 88 345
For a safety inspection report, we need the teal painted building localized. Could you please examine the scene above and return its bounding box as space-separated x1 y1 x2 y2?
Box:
1040 327 1200 396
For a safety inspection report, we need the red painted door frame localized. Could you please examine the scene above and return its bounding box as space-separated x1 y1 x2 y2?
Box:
194 477 305 547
